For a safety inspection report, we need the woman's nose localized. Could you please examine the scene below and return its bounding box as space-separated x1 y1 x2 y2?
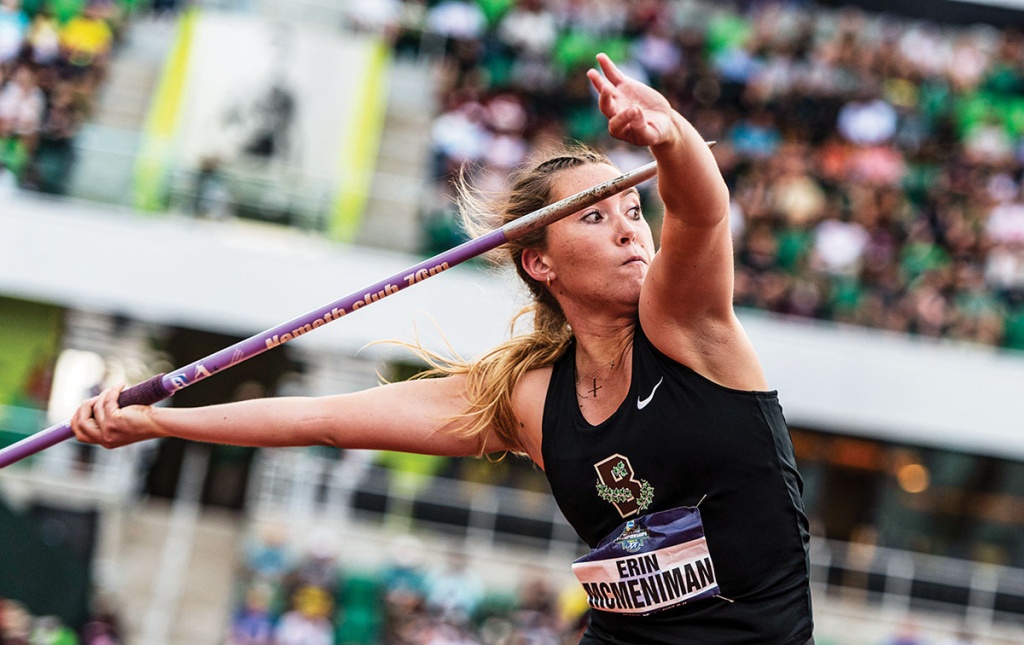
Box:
617 216 638 244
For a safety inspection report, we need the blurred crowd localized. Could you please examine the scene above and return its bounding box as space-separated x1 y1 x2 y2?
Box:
225 527 589 645
0 0 126 195
356 0 1024 351
222 526 1008 645
0 597 121 645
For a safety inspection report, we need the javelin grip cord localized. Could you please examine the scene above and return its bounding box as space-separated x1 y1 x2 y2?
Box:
117 373 172 407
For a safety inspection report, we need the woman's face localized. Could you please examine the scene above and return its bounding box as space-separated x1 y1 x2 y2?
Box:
532 163 655 314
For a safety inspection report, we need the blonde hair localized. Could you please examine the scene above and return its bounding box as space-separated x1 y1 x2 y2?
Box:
413 145 616 456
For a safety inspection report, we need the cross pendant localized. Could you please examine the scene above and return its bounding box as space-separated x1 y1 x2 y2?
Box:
588 378 601 398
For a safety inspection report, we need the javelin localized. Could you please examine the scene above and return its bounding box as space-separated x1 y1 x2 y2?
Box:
0 146 711 469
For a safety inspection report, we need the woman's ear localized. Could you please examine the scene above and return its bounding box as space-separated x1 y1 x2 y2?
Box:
521 247 553 285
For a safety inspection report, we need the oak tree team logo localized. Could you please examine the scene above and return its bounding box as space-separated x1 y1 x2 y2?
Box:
594 454 655 518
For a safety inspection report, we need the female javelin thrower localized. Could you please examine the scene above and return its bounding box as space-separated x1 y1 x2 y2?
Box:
72 54 813 644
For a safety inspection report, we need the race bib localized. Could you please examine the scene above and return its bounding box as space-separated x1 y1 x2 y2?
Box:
572 506 720 615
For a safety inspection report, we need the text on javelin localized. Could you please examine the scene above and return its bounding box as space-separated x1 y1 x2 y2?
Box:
264 262 451 350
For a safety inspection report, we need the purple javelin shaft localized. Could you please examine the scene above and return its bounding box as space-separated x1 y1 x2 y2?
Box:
0 160 661 468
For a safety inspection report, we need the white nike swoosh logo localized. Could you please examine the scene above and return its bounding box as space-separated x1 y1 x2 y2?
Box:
637 377 664 410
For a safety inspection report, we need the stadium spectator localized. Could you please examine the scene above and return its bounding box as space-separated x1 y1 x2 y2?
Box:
280 532 342 604
273 586 334 645
836 91 899 147
0 0 28 67
0 598 30 644
425 0 486 44
509 572 563 643
727 107 782 159
58 1 113 91
380 534 428 606
0 63 44 158
424 551 485 626
430 93 490 180
28 615 77 645
25 7 59 66
496 0 558 61
227 583 275 645
80 609 122 645
30 78 85 193
495 0 560 91
243 523 295 586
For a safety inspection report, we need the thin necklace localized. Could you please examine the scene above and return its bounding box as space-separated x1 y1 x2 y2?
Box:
575 359 617 399
575 342 631 399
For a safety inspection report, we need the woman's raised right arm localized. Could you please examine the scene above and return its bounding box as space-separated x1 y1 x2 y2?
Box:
71 375 504 457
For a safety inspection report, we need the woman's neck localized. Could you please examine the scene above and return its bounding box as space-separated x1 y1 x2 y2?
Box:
573 327 634 372
571 320 635 402
560 300 639 400
568 303 636 354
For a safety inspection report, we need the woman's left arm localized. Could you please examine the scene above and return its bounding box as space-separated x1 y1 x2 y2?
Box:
589 54 766 389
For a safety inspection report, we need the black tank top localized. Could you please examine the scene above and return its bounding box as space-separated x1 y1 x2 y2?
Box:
542 324 813 644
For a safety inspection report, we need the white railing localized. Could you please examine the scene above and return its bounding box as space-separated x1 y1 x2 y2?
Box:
251 447 1024 631
251 448 586 562
811 538 1024 629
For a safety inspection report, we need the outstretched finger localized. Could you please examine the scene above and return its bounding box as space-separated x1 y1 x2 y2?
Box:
587 67 610 95
595 53 626 86
587 68 618 117
589 70 618 121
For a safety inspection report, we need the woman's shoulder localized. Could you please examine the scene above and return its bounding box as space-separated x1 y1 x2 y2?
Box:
510 365 554 469
512 365 554 418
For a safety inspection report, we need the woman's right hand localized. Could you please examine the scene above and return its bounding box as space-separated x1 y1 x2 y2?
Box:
70 384 160 449
587 53 679 149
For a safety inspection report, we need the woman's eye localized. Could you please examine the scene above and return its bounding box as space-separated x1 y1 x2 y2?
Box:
583 210 603 222
629 206 643 219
